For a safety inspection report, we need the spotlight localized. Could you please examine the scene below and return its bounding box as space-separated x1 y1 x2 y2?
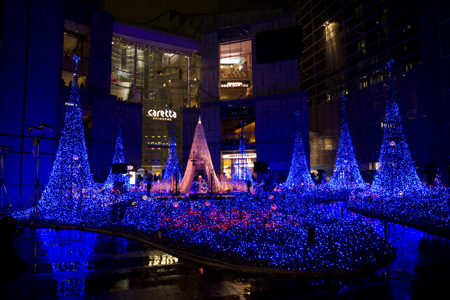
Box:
27 125 39 132
39 123 54 133
28 124 53 136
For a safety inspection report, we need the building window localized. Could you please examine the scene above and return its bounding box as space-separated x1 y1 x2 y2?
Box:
219 40 252 100
359 75 368 89
221 103 255 146
62 20 89 88
221 117 255 146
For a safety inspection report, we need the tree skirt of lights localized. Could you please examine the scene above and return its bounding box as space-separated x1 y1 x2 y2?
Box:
122 194 395 277
282 184 368 203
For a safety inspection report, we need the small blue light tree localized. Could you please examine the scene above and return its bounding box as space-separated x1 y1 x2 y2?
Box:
104 118 129 188
327 96 365 189
162 125 182 184
371 60 422 195
38 55 94 223
232 121 254 186
232 139 255 184
285 111 314 188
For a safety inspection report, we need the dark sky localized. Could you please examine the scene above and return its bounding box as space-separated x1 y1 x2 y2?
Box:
103 0 218 23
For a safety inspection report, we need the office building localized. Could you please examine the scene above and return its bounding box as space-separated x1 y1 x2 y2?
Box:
293 0 450 184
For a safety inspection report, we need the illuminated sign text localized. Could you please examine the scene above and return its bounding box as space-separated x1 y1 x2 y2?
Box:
147 109 177 121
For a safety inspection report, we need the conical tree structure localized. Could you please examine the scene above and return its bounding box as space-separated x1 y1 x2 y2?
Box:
232 124 254 185
179 116 222 193
162 125 182 185
372 60 422 195
104 118 129 188
285 111 314 188
38 55 94 222
327 96 365 189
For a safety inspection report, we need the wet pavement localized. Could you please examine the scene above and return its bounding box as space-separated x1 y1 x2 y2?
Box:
2 202 450 299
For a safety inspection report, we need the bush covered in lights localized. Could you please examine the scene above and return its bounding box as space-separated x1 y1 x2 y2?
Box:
122 191 394 271
18 176 396 272
347 185 450 232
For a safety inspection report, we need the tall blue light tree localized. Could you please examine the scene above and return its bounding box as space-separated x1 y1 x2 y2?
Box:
162 125 182 184
372 60 422 195
327 95 365 189
285 111 314 188
104 118 129 188
38 55 94 222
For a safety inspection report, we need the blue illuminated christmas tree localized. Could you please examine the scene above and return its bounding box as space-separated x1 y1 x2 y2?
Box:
162 125 182 184
38 55 94 222
327 96 365 189
104 118 129 188
231 121 254 185
285 111 314 188
232 136 254 185
371 60 422 195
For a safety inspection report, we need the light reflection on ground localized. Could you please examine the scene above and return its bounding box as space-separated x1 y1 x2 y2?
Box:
2 202 450 299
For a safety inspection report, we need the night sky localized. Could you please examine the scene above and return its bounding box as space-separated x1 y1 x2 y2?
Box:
104 0 218 23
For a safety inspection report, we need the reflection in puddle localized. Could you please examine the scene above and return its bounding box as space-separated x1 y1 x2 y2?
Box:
148 252 179 267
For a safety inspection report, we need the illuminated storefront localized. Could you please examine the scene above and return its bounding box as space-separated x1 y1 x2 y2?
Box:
222 151 256 179
218 99 256 179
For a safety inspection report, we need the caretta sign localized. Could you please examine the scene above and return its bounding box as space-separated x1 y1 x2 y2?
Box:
147 109 177 121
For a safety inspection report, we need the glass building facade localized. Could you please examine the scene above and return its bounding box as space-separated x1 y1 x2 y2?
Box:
296 0 421 107
292 0 426 174
284 0 449 184
111 34 201 174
